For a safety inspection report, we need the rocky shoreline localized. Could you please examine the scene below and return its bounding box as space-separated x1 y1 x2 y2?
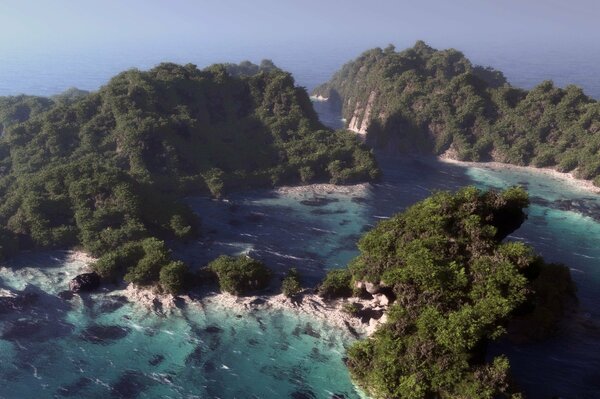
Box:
119 283 388 338
274 182 371 197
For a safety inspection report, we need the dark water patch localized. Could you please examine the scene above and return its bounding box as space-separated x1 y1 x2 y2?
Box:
331 394 348 399
148 354 164 366
582 372 600 389
228 219 243 227
300 197 339 207
2 318 74 341
293 322 321 339
310 208 347 215
351 197 367 204
56 376 93 397
203 360 216 373
208 335 222 350
291 389 316 399
111 370 153 399
246 212 265 223
204 325 223 334
551 199 600 221
247 338 260 346
309 347 330 363
97 296 128 314
185 345 204 366
80 324 131 344
0 292 38 313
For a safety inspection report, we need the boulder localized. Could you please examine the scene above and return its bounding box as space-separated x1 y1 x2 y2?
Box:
364 282 381 294
372 293 390 306
69 272 100 292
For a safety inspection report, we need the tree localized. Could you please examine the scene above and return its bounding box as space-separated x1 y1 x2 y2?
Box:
281 268 302 297
208 255 271 295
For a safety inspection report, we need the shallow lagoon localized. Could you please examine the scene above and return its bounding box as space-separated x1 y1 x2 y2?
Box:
1 155 600 398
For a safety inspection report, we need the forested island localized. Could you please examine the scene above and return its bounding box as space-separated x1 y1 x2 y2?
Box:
0 61 378 291
0 58 578 399
318 187 575 398
313 41 600 186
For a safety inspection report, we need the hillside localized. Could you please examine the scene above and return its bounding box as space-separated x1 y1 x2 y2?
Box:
324 187 575 398
0 61 378 290
313 41 600 185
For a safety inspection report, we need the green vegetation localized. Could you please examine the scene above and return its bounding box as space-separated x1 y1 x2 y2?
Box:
318 268 353 299
159 260 188 294
0 61 378 289
335 187 574 398
314 41 600 185
342 302 361 316
208 255 272 295
281 267 302 297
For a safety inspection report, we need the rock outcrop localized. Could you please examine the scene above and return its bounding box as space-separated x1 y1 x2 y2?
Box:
69 272 101 292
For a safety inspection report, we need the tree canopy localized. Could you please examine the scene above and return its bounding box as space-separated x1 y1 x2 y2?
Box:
0 61 379 289
327 187 575 398
314 41 600 185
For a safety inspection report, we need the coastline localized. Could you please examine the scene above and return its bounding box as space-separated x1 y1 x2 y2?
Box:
438 156 600 195
119 284 386 338
275 182 371 197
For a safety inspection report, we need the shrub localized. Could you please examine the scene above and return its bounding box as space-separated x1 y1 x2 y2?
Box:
123 238 170 286
342 302 361 316
318 269 353 299
159 261 189 294
281 268 302 297
208 255 271 295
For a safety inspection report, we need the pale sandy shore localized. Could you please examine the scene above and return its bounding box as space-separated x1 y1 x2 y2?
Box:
438 156 600 194
65 250 97 265
275 182 371 197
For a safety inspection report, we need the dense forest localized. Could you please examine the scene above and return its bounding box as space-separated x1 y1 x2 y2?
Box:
0 61 378 292
313 41 600 185
320 187 575 398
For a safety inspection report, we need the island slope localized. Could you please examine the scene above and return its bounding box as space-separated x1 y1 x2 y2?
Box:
313 41 600 186
0 61 378 291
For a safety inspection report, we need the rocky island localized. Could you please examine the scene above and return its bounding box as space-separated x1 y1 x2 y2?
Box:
313 41 600 187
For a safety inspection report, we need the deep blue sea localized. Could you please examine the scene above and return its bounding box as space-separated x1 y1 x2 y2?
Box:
1 40 600 398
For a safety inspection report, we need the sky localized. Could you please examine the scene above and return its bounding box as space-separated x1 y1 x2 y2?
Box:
0 0 598 52
1 1 599 97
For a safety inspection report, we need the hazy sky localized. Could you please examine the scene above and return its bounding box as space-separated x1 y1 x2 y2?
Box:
1 0 598 51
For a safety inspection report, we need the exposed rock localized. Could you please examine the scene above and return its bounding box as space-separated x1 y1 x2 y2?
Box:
0 292 38 313
372 293 390 306
364 282 381 294
69 272 100 292
57 290 75 301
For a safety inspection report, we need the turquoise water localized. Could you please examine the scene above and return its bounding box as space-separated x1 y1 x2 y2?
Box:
0 252 362 399
2 45 600 396
2 157 600 398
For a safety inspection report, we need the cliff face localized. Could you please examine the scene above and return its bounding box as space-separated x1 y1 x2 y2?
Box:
313 41 600 186
347 90 377 135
